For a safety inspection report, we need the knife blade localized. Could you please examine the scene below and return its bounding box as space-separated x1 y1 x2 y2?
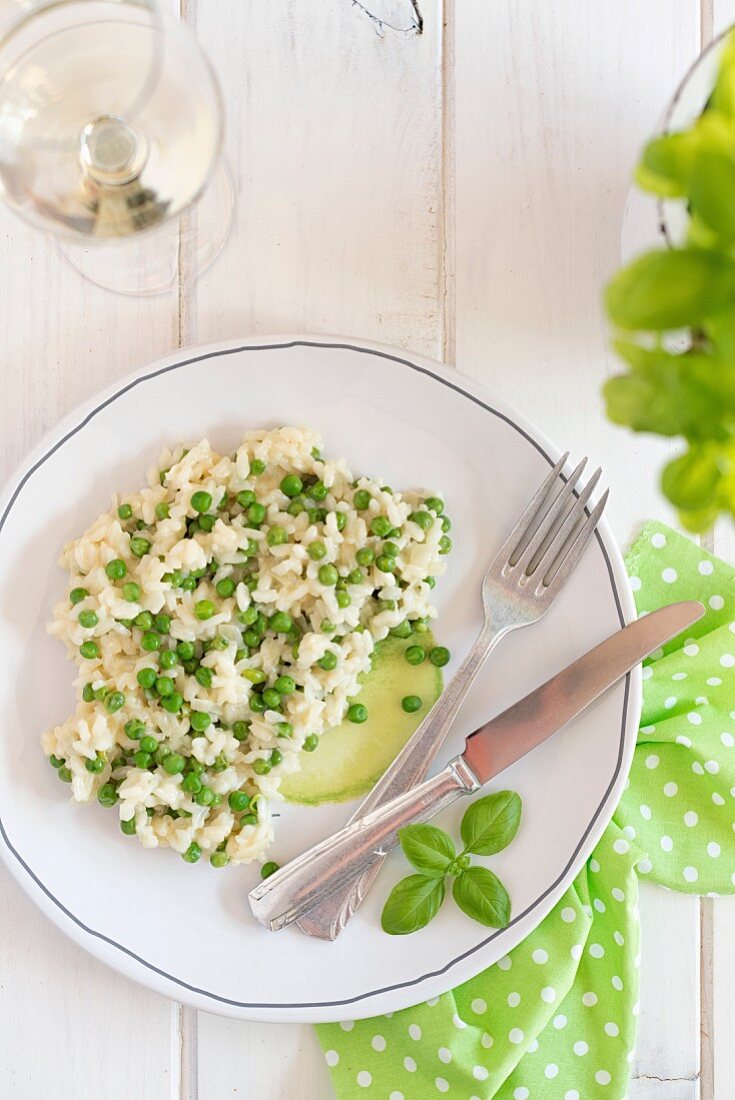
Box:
249 600 705 932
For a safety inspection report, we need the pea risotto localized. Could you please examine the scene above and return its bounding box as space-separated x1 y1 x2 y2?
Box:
43 427 452 867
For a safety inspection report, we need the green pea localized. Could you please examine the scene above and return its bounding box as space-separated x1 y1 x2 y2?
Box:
136 667 157 689
78 609 98 629
180 575 197 592
154 614 171 634
242 668 266 684
307 507 322 524
370 516 392 537
105 559 127 580
401 694 422 713
252 758 271 775
187 758 205 776
439 535 453 554
49 754 64 769
105 691 125 713
176 641 195 661
155 676 174 697
130 536 151 558
307 540 327 560
441 516 452 533
210 851 229 868
191 490 213 513
162 752 185 775
160 691 183 713
134 611 153 630
405 645 426 665
276 721 293 738
414 620 429 634
225 791 249 815
238 606 257 626
133 750 152 768
280 474 303 497
195 600 215 620
187 519 200 535
57 765 72 782
382 541 399 558
425 575 436 589
267 526 288 547
182 659 198 674
318 651 338 671
409 510 434 531
155 745 172 766
141 631 161 651
155 502 170 520
120 818 137 836
274 675 295 695
376 555 396 574
117 503 133 520
182 772 201 792
310 480 328 501
336 590 351 608
215 577 236 599
346 703 367 724
269 611 293 633
348 568 364 585
97 782 118 806
82 683 95 703
355 547 375 567
236 489 256 509
250 694 267 714
194 666 213 689
122 582 141 603
287 498 305 516
320 619 335 634
70 587 89 605
197 514 215 533
94 686 109 701
429 645 450 667
233 720 251 741
159 649 178 670
250 458 266 475
332 512 346 532
182 842 202 864
269 749 283 767
353 489 371 510
262 688 281 709
318 564 338 586
303 734 319 752
425 496 444 514
247 502 266 526
190 710 212 732
194 786 215 806
85 754 105 774
124 719 145 740
80 640 100 660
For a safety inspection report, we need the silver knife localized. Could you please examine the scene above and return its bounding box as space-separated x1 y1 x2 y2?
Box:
249 600 704 932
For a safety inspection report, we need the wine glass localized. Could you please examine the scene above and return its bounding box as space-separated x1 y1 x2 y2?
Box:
0 0 233 295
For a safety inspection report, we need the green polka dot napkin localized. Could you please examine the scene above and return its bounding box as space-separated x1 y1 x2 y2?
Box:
316 522 734 1099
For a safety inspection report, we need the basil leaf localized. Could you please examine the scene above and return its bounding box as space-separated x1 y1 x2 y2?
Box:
690 147 735 240
635 132 698 198
398 823 455 877
605 248 735 330
453 866 511 928
661 447 721 511
381 874 446 936
460 791 522 856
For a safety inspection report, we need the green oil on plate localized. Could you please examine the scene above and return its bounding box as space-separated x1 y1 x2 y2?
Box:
280 634 443 806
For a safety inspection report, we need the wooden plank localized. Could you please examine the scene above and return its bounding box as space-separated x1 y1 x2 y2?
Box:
197 1016 327 1099
453 2 703 1096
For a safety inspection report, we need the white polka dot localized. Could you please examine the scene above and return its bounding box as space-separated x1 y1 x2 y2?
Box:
513 1089 529 1100
708 842 721 858
614 931 625 946
438 1047 451 1064
705 760 720 774
532 949 548 964
721 732 734 748
683 866 699 883
590 943 605 958
639 803 652 819
324 1050 339 1067
664 782 678 797
471 998 486 1015
594 898 607 913
642 666 653 681
496 955 512 971
629 576 641 591
692 761 705 775
472 1066 489 1081
481 1032 493 1049
553 1014 567 1029
639 858 653 874
688 711 702 725
672 671 687 681
357 1071 372 1088
507 992 521 1007
684 642 699 657
545 1063 559 1078
596 1070 612 1085
696 696 709 706
404 1056 417 1072
425 997 439 1007
640 724 656 734
651 532 667 547
699 560 714 575
612 976 624 991
435 1078 449 1093
713 792 725 806
452 1013 466 1029
662 567 677 583
605 1021 620 1037
589 858 601 872
369 1033 386 1052
708 677 722 687
508 1028 524 1045
582 992 598 1006
541 986 556 1003
408 1024 421 1041
561 906 576 922
720 654 735 668
676 734 693 747
613 838 630 854
574 1040 589 1055
612 887 625 902
623 824 636 839
645 755 659 770
571 944 583 961
684 811 698 827
710 595 725 611
527 1039 539 1053
565 1093 580 1100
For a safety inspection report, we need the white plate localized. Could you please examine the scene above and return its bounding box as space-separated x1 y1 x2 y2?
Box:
0 335 639 1022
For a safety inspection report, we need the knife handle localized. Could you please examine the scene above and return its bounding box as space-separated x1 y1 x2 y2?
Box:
249 756 481 933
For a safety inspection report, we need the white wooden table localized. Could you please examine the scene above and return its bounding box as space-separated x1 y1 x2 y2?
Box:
1 2 733 1096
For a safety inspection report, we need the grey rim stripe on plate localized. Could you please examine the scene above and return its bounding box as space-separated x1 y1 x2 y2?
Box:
0 340 629 1010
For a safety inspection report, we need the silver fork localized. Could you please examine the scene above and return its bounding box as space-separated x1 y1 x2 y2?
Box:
295 454 608 940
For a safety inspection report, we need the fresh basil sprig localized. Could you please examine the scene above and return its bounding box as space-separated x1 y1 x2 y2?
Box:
381 791 522 936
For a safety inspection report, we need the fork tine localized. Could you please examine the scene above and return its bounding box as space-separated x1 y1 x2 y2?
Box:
492 452 569 569
539 489 609 595
525 465 602 577
511 457 588 576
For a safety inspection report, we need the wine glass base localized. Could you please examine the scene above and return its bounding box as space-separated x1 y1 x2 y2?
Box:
56 160 234 296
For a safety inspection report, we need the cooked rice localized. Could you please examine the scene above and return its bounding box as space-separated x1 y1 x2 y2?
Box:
42 427 451 866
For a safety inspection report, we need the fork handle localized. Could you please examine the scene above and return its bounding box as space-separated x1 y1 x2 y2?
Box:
295 619 507 940
249 756 482 932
